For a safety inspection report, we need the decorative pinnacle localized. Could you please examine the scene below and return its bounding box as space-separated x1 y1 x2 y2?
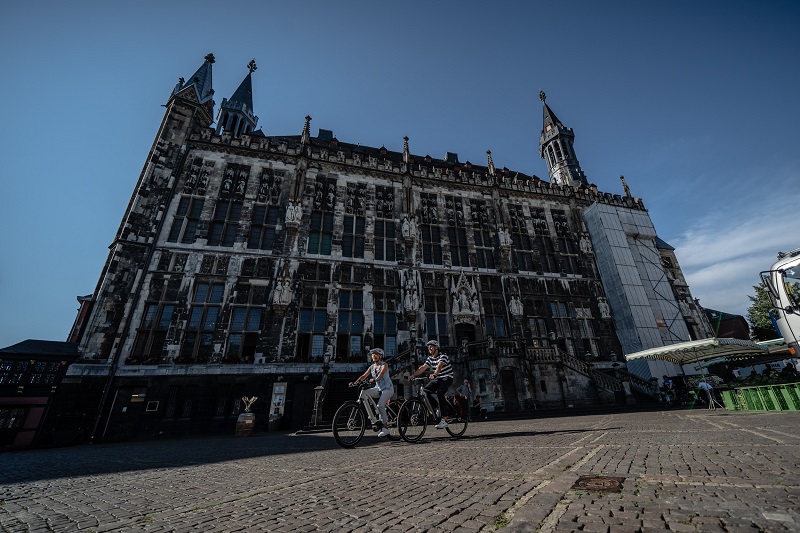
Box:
247 59 257 73
486 150 495 176
301 115 312 144
539 90 546 103
620 175 632 197
204 53 216 64
403 136 410 163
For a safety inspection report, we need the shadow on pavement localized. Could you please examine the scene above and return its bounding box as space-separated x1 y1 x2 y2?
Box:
0 431 342 485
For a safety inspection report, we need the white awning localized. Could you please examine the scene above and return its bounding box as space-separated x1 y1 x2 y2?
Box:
624 337 768 365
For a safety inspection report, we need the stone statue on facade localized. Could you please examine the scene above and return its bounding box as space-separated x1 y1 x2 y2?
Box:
598 297 611 319
509 296 524 319
580 234 592 255
451 272 480 324
272 279 293 316
498 226 512 247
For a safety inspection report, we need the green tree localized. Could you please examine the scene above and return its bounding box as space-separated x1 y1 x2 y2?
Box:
746 284 777 341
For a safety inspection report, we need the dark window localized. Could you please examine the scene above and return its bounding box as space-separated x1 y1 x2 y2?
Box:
180 282 224 363
167 196 204 244
421 225 443 265
424 292 449 346
298 288 329 362
342 215 365 258
373 292 397 357
337 289 364 362
482 294 507 337
473 229 495 269
448 227 470 267
374 220 396 262
307 211 334 255
208 200 242 247
248 204 280 250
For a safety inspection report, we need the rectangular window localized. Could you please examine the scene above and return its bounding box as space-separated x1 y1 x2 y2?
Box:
337 289 364 362
550 301 574 347
247 204 280 250
534 236 558 273
448 227 470 267
373 291 397 356
374 220 396 262
167 196 204 244
307 211 334 255
474 229 495 269
298 288 329 362
421 225 443 265
342 215 365 258
130 278 178 364
207 200 242 247
424 292 449 346
180 282 224 363
482 294 508 338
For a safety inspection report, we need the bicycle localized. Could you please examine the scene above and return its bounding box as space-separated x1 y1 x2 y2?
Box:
332 380 402 448
397 378 469 442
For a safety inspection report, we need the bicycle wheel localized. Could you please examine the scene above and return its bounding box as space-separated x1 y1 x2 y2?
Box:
332 401 366 448
385 403 401 441
445 416 468 437
398 398 427 443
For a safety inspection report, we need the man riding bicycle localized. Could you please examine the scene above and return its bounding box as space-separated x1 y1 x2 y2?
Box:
409 340 454 429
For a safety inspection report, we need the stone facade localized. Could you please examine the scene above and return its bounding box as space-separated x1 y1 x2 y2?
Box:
67 56 707 437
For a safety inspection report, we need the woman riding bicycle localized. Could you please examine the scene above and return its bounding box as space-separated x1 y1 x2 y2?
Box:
408 340 454 429
350 347 394 438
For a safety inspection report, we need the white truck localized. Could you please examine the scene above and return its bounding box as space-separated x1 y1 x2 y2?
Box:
761 248 800 357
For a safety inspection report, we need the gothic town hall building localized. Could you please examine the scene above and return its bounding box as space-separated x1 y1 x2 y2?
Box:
64 54 713 439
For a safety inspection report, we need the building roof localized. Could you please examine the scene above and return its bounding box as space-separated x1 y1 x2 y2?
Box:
0 339 80 357
175 54 215 104
624 337 767 365
295 129 544 183
229 71 254 110
705 308 745 321
654 236 674 250
542 102 563 131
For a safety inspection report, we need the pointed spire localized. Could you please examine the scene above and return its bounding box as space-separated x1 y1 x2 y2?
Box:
215 59 259 137
538 92 588 188
403 136 410 163
486 150 495 176
229 59 256 110
180 53 215 104
301 115 312 144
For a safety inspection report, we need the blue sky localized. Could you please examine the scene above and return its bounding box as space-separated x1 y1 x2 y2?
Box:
1 1 798 348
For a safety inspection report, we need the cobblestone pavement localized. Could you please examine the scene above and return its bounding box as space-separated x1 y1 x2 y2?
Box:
1 409 799 532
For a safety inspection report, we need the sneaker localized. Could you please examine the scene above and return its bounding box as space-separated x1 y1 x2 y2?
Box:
435 420 449 429
377 428 390 438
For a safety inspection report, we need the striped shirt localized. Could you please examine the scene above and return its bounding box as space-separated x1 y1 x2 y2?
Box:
425 352 453 379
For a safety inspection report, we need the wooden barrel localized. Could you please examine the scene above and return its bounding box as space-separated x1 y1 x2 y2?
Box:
235 412 256 436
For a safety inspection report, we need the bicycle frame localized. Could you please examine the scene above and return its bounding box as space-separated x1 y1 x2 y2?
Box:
356 381 401 429
332 381 401 448
397 378 468 442
411 378 456 420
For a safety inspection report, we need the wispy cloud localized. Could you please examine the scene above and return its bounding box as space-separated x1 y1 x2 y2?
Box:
673 183 800 318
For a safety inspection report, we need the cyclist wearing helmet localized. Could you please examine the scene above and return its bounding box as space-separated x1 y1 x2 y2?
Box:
352 347 394 437
409 339 454 429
